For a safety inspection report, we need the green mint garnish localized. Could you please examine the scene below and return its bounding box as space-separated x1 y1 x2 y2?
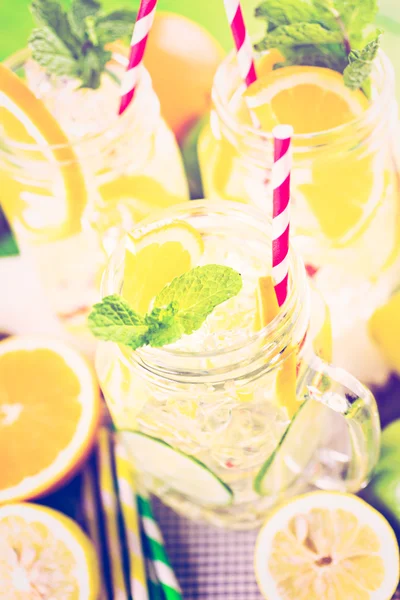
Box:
88 265 243 350
29 0 136 89
254 0 381 91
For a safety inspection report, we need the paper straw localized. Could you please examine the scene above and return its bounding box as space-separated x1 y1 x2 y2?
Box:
272 124 293 306
119 0 158 115
137 488 183 600
223 0 257 87
114 439 150 600
97 429 129 600
82 464 108 600
146 555 164 599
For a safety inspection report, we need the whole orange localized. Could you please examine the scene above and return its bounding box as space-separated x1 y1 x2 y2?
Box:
144 12 225 140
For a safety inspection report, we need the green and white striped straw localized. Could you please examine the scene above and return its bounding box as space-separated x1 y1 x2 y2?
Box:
146 557 164 600
137 488 183 600
114 438 150 600
97 428 129 600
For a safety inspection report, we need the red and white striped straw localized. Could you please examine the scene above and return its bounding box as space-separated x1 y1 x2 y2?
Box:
223 0 257 88
119 0 158 115
272 125 293 307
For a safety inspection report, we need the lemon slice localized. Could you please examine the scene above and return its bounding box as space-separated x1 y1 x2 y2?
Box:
244 66 369 133
0 336 100 502
368 290 400 374
0 63 87 242
0 502 99 598
256 276 298 418
123 220 204 314
255 491 400 600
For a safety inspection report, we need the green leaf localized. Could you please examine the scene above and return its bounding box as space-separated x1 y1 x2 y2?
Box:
88 295 149 349
273 43 347 71
30 0 79 55
333 0 378 36
95 9 137 45
68 0 101 40
88 266 243 350
255 0 336 31
255 22 342 50
29 27 79 78
343 35 381 90
154 265 243 335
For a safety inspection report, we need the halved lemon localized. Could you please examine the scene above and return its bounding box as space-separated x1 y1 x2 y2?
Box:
0 502 99 598
244 66 369 133
0 63 87 241
255 491 400 600
0 336 100 502
123 219 204 314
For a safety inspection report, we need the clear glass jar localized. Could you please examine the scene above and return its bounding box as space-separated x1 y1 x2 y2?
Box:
198 50 400 386
96 201 380 529
0 49 189 353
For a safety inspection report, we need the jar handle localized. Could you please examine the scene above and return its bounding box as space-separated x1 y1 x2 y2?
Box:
301 354 381 492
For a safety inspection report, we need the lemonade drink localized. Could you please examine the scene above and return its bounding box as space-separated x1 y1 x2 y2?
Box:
0 49 188 349
95 201 379 529
198 50 400 385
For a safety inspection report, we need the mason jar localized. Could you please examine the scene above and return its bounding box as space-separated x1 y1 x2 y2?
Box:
198 50 400 386
0 49 189 352
96 201 380 529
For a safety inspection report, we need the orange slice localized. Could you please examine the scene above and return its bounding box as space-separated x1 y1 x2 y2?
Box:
244 65 369 133
123 219 204 314
0 502 99 598
0 63 87 242
256 276 298 418
0 336 100 502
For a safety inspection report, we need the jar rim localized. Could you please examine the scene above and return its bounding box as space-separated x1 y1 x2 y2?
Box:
101 200 308 368
1 47 154 152
212 48 394 147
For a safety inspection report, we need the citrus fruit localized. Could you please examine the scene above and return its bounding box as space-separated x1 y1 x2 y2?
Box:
244 65 378 243
123 219 204 314
368 290 400 374
144 12 225 140
255 491 400 600
0 502 99 598
255 276 298 418
0 63 87 242
244 66 369 133
0 337 100 503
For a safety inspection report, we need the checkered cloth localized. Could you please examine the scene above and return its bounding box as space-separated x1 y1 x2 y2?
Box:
154 498 400 600
153 499 263 599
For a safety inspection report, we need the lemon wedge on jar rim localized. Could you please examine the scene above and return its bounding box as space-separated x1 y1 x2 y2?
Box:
255 491 400 600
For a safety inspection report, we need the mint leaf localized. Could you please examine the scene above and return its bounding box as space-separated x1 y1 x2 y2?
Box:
79 46 111 88
254 0 381 91
88 265 243 350
29 27 79 78
31 0 79 55
154 265 243 335
95 9 137 45
343 35 381 90
255 23 342 51
255 0 336 31
88 295 149 349
68 0 101 40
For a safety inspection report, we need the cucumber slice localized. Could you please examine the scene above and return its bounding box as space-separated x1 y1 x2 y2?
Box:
119 431 233 507
254 399 328 496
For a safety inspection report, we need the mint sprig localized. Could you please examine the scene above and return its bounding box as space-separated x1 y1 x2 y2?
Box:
255 0 381 91
88 265 243 350
29 0 136 89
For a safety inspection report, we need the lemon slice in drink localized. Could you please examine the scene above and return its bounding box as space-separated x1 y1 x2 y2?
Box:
244 66 378 242
255 491 400 600
0 64 87 242
123 220 204 314
0 502 99 598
